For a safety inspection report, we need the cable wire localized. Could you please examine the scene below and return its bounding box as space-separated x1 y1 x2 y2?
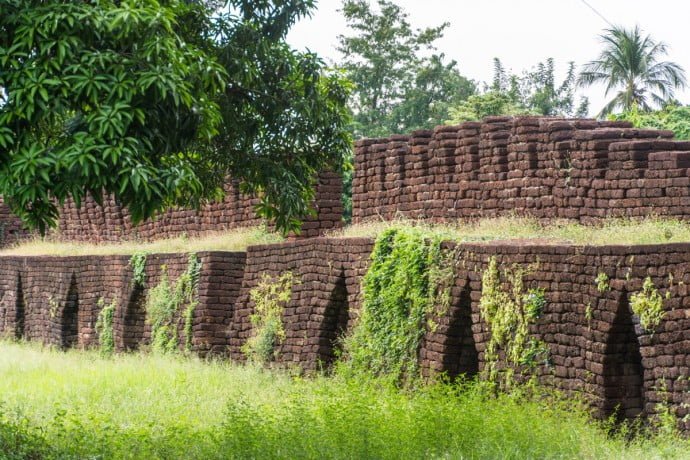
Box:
579 0 615 27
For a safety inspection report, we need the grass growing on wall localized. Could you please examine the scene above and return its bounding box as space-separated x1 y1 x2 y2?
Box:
0 341 686 459
0 226 283 256
332 216 690 246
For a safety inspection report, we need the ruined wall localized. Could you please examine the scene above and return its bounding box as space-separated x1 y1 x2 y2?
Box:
443 242 690 426
0 251 245 355
228 238 374 370
0 171 343 245
0 238 689 427
352 116 690 223
226 238 690 427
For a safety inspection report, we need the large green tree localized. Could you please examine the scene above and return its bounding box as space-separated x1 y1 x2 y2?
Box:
337 0 475 138
578 26 687 117
0 0 351 234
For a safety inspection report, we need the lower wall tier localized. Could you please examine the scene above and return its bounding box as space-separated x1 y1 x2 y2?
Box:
1 238 689 429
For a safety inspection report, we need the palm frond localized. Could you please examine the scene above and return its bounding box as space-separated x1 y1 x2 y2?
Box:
580 25 686 116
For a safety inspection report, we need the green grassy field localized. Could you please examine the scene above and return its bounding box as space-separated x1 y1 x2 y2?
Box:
0 342 686 459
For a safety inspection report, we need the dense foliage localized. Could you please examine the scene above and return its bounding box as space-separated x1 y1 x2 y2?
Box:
447 58 588 123
0 0 352 234
340 227 455 382
338 0 475 137
610 104 690 140
578 26 687 117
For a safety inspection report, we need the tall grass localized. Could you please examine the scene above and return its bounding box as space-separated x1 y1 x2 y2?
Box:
0 341 686 459
0 226 283 256
4 217 690 258
332 215 690 246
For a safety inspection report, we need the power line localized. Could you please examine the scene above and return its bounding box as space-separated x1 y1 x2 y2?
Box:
579 0 615 28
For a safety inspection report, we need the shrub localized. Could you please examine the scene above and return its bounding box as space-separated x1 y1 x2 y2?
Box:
630 277 666 332
129 252 148 287
145 254 201 354
339 227 456 383
242 272 295 364
94 298 116 355
479 257 549 388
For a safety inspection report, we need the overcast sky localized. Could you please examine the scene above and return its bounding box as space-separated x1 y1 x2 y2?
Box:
287 0 690 117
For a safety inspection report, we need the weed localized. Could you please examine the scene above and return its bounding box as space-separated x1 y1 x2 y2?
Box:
94 298 116 355
596 272 610 293
339 227 456 383
48 296 59 319
524 288 546 320
585 303 593 328
145 254 202 354
129 252 147 287
630 277 666 333
242 272 295 364
479 257 549 389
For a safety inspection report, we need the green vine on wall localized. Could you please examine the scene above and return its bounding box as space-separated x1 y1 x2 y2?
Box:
242 272 296 364
630 277 666 333
95 298 117 355
479 257 549 389
145 254 202 354
339 227 457 384
129 252 148 287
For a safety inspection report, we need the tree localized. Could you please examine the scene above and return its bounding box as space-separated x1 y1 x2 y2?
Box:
447 58 588 123
211 2 352 233
516 58 589 117
578 25 687 117
0 0 351 234
338 0 475 138
446 92 527 124
609 103 690 140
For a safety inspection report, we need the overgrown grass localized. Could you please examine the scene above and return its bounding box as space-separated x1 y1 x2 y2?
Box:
332 215 690 246
0 341 686 459
5 217 690 257
0 226 283 256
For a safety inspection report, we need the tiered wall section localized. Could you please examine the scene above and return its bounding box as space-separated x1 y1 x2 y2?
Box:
1 238 689 428
2 116 690 427
0 252 246 356
0 171 343 245
353 117 690 222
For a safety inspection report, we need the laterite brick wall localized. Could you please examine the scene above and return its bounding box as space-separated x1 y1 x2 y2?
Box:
0 171 343 245
353 116 690 223
228 238 374 369
227 239 690 427
0 239 689 427
0 251 246 356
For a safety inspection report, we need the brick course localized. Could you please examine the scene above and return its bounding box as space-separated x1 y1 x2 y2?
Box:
352 116 690 223
0 171 342 245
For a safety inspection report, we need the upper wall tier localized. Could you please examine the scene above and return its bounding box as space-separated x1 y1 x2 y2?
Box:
352 116 690 223
0 172 343 245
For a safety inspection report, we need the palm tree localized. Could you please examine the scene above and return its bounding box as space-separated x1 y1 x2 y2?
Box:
578 26 686 117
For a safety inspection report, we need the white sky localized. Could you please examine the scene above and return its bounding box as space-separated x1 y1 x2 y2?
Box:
287 0 690 117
